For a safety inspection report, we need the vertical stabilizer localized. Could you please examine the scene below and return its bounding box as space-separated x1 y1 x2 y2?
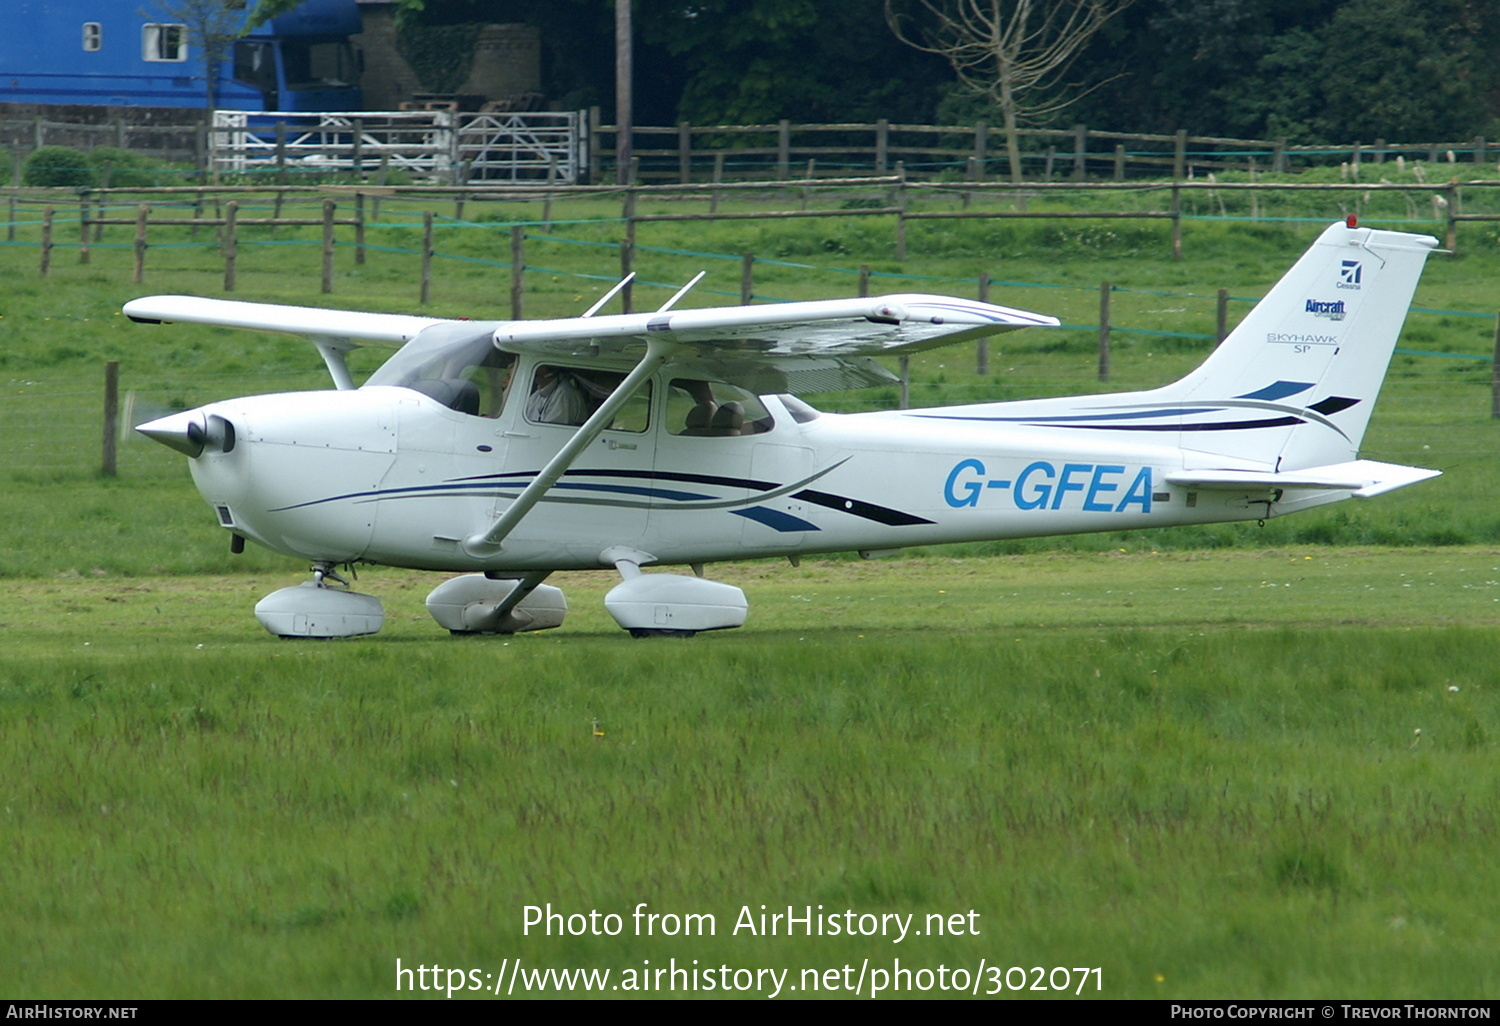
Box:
1157 221 1437 468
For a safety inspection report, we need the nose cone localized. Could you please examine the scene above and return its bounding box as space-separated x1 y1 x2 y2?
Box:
137 409 207 457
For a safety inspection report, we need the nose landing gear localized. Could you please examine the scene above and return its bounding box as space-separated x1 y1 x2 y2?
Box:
253 561 385 638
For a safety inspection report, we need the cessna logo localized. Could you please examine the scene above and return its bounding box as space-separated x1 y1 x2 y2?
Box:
1337 260 1362 289
1305 298 1346 319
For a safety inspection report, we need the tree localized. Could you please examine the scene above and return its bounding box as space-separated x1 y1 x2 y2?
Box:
886 0 1136 183
147 0 250 112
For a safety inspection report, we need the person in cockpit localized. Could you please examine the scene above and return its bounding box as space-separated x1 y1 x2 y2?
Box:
526 364 588 425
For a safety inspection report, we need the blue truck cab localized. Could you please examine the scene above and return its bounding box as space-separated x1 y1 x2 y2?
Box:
1 0 362 111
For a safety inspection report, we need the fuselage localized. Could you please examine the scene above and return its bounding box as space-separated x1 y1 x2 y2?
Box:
177 372 1294 574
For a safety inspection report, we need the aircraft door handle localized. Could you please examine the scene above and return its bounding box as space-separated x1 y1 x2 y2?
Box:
603 439 637 451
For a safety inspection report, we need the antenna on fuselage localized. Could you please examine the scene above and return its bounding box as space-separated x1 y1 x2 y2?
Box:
581 273 636 318
656 271 707 313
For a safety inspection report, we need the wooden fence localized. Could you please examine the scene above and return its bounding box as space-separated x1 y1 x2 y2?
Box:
15 175 1500 308
4 110 1499 186
587 117 1500 184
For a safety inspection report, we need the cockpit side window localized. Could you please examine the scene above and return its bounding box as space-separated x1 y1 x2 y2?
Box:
363 325 515 418
666 379 773 437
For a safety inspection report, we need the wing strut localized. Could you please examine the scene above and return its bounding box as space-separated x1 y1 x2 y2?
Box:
313 339 357 390
462 336 673 558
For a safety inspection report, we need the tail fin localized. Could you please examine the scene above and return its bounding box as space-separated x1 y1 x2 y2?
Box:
1149 220 1438 469
911 221 1437 476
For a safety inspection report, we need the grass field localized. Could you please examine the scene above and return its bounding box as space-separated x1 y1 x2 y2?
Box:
3 552 1498 998
2 186 1498 999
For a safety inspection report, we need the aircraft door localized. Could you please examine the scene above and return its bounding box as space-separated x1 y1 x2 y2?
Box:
501 365 655 553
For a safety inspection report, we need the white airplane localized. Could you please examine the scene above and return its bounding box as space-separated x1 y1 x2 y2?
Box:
132 218 1440 639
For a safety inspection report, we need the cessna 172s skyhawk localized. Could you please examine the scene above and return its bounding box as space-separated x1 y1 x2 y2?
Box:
132 219 1440 638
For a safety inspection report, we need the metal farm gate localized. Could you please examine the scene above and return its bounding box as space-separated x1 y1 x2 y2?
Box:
210 109 588 184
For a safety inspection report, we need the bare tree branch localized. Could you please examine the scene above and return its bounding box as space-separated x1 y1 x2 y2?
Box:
887 0 1135 183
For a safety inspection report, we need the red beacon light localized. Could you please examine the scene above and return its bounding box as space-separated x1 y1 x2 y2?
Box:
1346 214 1358 228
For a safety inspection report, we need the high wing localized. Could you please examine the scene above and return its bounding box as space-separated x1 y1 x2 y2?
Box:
493 293 1059 393
124 292 1059 396
124 295 453 391
122 295 447 345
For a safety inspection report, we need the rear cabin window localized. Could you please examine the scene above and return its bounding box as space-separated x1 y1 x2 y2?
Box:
143 24 187 62
82 23 102 52
666 379 773 436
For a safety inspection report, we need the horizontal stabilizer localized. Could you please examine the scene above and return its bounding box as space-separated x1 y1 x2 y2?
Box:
1167 460 1440 498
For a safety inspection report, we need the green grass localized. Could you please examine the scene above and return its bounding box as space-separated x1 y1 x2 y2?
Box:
1 553 1497 998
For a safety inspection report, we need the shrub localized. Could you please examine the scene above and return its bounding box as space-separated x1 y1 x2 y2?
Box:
86 147 175 188
22 146 96 188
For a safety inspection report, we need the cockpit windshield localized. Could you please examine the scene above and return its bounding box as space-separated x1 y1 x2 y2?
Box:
363 323 513 418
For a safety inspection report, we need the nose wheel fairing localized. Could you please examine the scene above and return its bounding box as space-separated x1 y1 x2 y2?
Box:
254 580 385 639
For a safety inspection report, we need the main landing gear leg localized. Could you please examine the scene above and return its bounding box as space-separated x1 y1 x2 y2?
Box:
425 571 568 635
253 561 385 639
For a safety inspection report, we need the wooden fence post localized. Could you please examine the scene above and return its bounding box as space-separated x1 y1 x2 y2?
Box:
622 187 636 312
1072 123 1087 180
1492 312 1500 420
777 119 791 179
133 203 149 284
678 120 692 183
321 199 335 293
94 173 108 243
976 272 990 375
1217 288 1229 342
973 121 987 178
1170 184 1182 261
510 226 525 320
78 195 90 264
1173 129 1187 181
876 118 889 174
223 200 237 292
40 205 52 275
354 192 366 265
420 211 433 306
102 360 119 478
894 164 908 261
858 264 870 298
1489 311 1500 421
898 355 909 409
619 238 633 314
1098 281 1111 382
1446 180 1459 252
741 252 753 304
1114 144 1125 181
588 105 602 183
